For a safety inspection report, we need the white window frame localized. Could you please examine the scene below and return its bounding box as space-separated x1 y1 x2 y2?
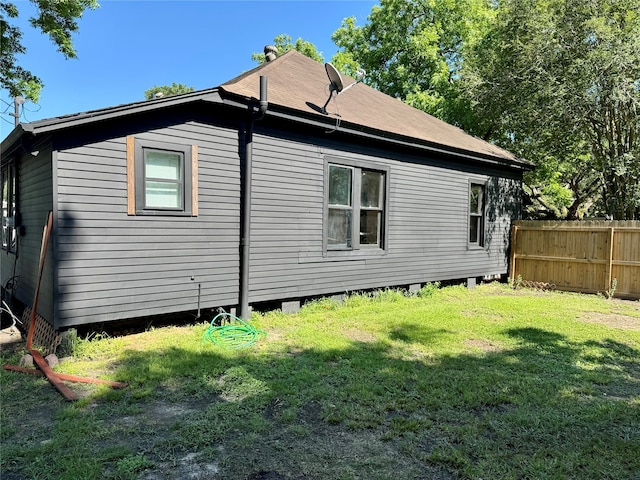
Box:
1 161 17 253
469 182 486 248
325 157 389 253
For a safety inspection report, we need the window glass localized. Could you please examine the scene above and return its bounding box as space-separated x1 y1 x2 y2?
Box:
144 149 183 209
145 181 183 209
470 185 483 215
328 165 352 206
361 170 382 208
360 210 380 245
1 164 16 252
9 165 16 250
145 150 182 180
328 208 352 248
470 216 481 244
1 167 8 249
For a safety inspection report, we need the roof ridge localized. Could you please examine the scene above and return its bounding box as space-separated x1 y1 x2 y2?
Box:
221 49 299 88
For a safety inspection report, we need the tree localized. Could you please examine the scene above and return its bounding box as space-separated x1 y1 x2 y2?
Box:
1 0 99 102
144 83 194 100
468 0 640 219
331 0 495 134
252 34 324 64
333 0 640 219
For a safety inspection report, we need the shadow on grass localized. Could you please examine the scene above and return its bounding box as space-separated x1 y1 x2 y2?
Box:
505 327 566 344
388 322 453 344
2 325 639 480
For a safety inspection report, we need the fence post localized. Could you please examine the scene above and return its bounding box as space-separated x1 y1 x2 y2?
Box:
510 224 518 282
606 226 615 294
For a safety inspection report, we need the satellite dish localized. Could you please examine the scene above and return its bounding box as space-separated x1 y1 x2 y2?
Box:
321 63 365 115
325 63 344 93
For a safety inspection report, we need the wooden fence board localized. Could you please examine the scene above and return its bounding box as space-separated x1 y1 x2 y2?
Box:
511 221 640 299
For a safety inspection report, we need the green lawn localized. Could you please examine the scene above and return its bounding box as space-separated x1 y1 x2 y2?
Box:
1 283 639 479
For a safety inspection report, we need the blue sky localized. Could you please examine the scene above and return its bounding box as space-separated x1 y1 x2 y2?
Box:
1 0 377 138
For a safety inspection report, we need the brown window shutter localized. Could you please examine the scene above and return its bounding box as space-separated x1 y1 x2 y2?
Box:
192 144 198 216
126 136 135 215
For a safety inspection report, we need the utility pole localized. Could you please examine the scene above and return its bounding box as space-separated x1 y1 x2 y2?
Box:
10 96 25 126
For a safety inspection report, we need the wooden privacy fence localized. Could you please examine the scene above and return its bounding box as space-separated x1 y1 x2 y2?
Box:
510 220 640 299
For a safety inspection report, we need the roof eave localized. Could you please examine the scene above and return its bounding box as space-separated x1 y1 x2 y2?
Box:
2 89 222 142
1 124 31 160
2 90 225 160
31 90 223 134
217 91 533 171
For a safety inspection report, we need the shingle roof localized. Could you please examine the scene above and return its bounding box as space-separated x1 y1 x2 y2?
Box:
221 50 523 165
3 50 528 169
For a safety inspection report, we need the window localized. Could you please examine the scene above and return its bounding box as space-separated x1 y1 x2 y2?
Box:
1 162 17 252
127 136 197 216
142 149 184 210
469 183 485 246
327 161 387 251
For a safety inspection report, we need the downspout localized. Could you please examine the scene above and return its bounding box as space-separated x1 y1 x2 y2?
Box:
239 76 268 319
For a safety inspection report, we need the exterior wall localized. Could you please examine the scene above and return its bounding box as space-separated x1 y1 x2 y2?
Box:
1 146 54 321
54 121 241 327
247 129 521 303
22 111 522 329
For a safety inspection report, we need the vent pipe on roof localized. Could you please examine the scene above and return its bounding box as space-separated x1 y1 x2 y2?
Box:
256 75 268 120
264 45 277 62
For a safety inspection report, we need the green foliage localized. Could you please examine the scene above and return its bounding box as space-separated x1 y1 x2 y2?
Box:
419 281 441 297
110 454 153 479
252 34 324 64
466 0 640 219
144 82 194 100
332 0 640 219
1 0 99 102
331 0 495 132
606 278 618 299
509 274 523 290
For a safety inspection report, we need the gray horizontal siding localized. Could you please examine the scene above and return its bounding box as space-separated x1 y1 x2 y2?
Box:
2 148 55 322
246 132 519 304
54 122 241 327
49 115 520 327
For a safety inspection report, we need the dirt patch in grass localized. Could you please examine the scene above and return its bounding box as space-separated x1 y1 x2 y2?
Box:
578 312 640 331
464 338 504 353
343 328 377 343
140 451 221 480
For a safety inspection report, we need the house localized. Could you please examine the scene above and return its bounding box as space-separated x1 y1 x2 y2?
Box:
1 50 532 330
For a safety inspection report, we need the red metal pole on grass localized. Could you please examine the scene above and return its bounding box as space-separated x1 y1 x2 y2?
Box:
2 364 128 388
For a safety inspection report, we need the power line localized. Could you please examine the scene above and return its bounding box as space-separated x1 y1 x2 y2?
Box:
21 101 41 122
1 114 16 126
1 99 13 114
23 102 41 112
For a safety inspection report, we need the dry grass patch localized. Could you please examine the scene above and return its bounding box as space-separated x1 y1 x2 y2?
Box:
463 338 504 353
579 312 640 330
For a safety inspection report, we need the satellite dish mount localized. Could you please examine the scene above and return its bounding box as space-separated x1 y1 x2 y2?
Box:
321 63 365 114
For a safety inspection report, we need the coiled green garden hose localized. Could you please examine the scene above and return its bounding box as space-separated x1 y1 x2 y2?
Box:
203 312 266 349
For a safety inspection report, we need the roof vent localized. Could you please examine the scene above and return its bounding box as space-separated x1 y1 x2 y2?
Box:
153 92 164 99
264 45 278 62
